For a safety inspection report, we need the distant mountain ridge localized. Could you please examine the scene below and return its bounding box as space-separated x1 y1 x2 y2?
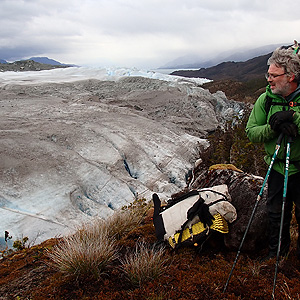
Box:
0 57 77 72
171 53 272 82
28 57 77 66
0 56 76 67
161 43 283 69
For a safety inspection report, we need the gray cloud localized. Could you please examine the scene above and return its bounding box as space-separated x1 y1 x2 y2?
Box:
0 0 299 68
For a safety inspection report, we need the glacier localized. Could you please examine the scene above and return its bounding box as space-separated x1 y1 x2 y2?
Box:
0 67 243 249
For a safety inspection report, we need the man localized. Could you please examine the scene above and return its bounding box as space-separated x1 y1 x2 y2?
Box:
246 44 300 260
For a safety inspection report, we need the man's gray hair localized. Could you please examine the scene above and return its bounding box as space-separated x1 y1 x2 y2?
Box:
268 46 300 83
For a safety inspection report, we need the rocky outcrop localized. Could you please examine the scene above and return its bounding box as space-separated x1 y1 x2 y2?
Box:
189 167 268 252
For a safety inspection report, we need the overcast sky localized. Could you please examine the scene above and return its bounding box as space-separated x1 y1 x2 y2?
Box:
1 0 300 69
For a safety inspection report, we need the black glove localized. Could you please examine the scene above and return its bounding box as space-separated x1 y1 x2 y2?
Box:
278 122 298 138
269 110 294 131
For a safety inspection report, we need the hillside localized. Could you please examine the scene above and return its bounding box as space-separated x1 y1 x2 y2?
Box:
0 59 72 72
170 53 272 104
202 78 267 104
28 57 72 66
1 196 300 300
171 53 271 82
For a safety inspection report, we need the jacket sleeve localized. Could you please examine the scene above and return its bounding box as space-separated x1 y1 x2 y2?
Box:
293 112 300 135
245 93 276 143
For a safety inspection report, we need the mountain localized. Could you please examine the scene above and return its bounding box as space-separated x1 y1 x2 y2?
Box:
171 53 272 82
161 43 283 69
28 56 76 66
0 56 78 72
0 56 77 67
28 56 64 65
0 59 72 72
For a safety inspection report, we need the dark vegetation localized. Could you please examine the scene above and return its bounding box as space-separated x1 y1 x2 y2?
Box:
199 71 268 178
173 51 271 104
202 78 267 103
200 106 267 178
171 53 271 82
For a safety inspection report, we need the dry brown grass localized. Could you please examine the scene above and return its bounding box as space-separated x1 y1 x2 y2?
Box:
47 223 119 279
1 201 300 299
104 207 146 240
120 240 168 287
46 201 151 280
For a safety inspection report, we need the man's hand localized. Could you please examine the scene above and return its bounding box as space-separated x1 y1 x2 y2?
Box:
269 110 294 131
278 122 298 137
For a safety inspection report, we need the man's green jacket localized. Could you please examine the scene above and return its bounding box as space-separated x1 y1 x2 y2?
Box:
246 85 300 176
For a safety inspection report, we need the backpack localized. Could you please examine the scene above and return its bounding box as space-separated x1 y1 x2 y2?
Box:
265 95 300 115
152 184 237 249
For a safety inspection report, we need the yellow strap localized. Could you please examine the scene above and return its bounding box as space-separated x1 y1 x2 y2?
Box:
168 213 229 248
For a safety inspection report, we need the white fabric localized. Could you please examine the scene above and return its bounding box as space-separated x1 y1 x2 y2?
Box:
160 184 237 240
200 185 237 223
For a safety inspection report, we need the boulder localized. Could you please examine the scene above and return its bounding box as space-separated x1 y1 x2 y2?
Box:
189 166 268 252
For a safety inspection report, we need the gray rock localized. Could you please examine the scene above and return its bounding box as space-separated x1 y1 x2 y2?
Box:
189 168 268 252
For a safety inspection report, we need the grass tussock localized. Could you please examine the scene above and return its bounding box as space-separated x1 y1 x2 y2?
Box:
47 200 152 280
105 204 147 240
120 241 168 287
47 223 119 279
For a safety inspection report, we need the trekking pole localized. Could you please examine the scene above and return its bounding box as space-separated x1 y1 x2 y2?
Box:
223 133 284 294
272 136 292 299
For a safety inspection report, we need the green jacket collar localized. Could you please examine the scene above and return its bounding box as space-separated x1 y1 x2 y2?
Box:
286 84 300 102
266 84 300 102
